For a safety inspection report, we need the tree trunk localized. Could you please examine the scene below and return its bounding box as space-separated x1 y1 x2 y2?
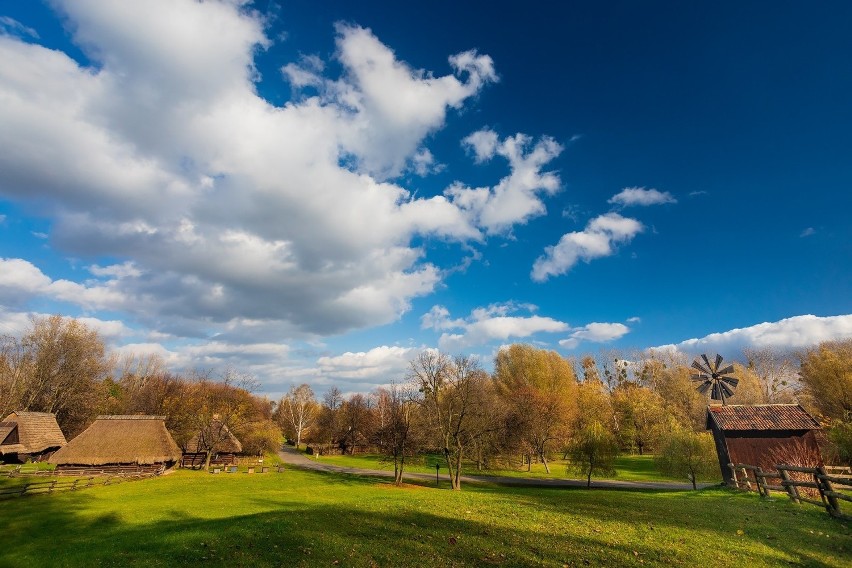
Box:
204 449 212 471
542 454 550 474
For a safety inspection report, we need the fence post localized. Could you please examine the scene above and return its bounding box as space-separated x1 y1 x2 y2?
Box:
755 467 768 497
815 466 842 518
739 466 752 491
778 467 800 504
728 463 738 488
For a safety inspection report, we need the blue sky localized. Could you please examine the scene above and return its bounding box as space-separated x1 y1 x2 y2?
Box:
0 1 850 398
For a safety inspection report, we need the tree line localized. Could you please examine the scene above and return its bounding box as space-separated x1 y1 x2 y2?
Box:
279 342 852 489
2 315 849 487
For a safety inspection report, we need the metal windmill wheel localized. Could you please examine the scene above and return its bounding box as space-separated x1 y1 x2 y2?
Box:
691 354 739 405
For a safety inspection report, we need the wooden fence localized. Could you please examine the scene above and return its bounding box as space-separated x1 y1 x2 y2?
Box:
0 471 161 500
728 462 851 519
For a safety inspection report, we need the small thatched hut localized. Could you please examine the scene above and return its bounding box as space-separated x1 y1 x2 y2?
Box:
706 404 822 485
49 415 181 474
0 411 67 463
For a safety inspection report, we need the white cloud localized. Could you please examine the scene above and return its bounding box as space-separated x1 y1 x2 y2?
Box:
627 316 641 323
531 213 643 281
559 322 630 349
425 303 568 352
608 186 676 207
448 132 563 233
800 227 816 238
316 345 418 381
0 1 559 344
657 314 852 354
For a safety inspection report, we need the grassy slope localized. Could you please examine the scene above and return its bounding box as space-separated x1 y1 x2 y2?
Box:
306 452 722 483
1 468 848 567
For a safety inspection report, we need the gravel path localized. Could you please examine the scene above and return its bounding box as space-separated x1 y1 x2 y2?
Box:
277 446 713 491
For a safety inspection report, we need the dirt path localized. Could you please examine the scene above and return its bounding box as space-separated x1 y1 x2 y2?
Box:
277 446 712 491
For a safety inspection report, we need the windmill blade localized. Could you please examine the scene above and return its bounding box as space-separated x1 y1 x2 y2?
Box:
720 382 735 398
697 381 712 394
710 383 721 400
692 359 712 375
690 373 710 382
714 354 723 373
717 365 735 375
721 377 739 387
701 354 714 373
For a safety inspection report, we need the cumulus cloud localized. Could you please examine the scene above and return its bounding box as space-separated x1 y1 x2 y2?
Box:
424 303 568 352
449 132 563 233
0 0 557 345
608 186 676 207
800 227 816 238
657 314 852 354
531 213 643 281
0 258 128 310
559 322 630 349
316 345 418 381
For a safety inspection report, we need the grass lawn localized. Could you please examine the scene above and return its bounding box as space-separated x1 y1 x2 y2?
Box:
1 467 848 567
305 452 722 484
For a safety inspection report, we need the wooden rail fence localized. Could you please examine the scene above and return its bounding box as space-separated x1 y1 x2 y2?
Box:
729 462 851 519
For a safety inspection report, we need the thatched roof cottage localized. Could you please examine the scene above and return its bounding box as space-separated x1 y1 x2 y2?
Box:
0 411 67 463
49 415 181 473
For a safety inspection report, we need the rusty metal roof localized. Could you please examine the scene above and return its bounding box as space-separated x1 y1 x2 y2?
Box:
706 404 821 431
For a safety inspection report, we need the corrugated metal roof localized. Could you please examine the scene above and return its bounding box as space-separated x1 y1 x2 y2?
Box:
707 404 821 431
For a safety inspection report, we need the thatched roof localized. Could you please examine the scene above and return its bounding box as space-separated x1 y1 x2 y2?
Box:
49 415 181 466
185 420 243 454
0 411 67 455
707 404 821 432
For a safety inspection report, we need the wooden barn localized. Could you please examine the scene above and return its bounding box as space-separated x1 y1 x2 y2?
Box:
706 404 822 485
0 411 67 463
182 419 243 468
49 415 181 475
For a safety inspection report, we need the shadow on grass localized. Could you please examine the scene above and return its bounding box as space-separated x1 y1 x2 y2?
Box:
1 469 848 567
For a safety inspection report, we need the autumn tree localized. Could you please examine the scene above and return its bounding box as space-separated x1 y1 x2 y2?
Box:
655 425 718 489
611 383 668 455
411 351 499 490
374 382 424 485
566 420 619 487
0 315 112 437
494 344 577 473
338 393 376 454
798 339 852 420
193 368 258 470
276 384 317 448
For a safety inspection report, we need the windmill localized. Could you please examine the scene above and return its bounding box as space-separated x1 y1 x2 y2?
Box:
691 354 738 404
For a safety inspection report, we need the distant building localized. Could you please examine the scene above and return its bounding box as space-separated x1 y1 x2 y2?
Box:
706 404 822 485
0 411 67 463
49 415 181 474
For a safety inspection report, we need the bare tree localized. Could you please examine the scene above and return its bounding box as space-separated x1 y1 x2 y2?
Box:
744 347 798 403
2 315 112 436
193 368 257 470
277 384 317 448
374 381 423 485
410 351 498 490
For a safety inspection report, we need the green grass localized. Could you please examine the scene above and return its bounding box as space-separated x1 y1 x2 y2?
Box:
1 467 848 567
306 452 722 484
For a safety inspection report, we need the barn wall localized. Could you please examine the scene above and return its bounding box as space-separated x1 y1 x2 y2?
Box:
725 430 821 472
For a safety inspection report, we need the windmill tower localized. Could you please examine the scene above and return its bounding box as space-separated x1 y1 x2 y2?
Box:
691 354 738 405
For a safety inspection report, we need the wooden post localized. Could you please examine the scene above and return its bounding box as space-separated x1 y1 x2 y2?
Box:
728 463 738 488
756 467 769 497
778 467 800 504
740 466 753 491
816 466 842 518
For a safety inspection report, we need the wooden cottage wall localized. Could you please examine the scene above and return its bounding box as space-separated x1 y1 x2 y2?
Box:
724 430 822 472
